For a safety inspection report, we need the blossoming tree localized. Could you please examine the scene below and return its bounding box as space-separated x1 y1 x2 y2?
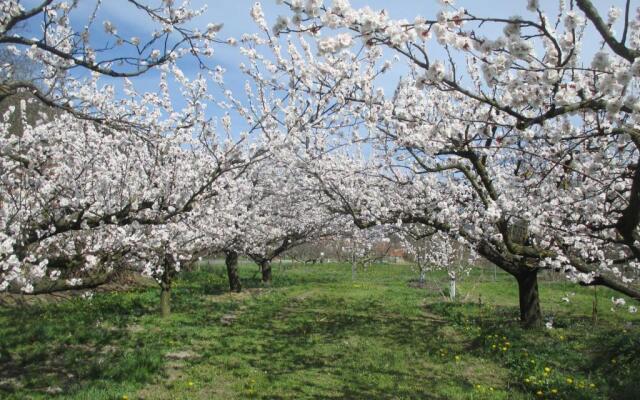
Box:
267 0 640 327
0 0 266 301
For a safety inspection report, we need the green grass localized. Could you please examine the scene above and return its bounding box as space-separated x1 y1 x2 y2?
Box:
0 262 638 399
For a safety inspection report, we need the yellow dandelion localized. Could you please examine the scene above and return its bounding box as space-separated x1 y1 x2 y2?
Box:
536 390 544 397
589 383 596 389
502 347 508 351
188 381 194 387
524 378 530 384
122 396 129 400
455 355 461 362
551 388 558 394
544 367 551 373
566 378 573 384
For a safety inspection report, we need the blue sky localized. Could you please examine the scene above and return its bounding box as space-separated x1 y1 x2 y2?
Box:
13 0 632 128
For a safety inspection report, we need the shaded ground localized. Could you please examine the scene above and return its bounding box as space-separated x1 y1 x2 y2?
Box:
0 262 638 399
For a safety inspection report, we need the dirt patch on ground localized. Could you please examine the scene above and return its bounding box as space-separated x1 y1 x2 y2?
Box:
166 350 201 361
203 287 266 303
136 349 234 400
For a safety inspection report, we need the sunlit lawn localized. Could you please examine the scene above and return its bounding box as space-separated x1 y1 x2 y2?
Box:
0 262 638 399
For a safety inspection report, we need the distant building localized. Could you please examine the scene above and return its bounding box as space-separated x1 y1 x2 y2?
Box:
383 247 407 264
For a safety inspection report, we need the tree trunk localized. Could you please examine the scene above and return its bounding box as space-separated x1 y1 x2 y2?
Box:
160 283 171 318
475 241 543 329
261 260 272 285
160 267 172 318
419 266 426 286
226 250 241 292
516 269 542 328
449 272 456 301
592 286 598 326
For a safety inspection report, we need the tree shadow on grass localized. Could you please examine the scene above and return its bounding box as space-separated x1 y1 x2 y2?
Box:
186 294 504 400
0 266 378 399
424 300 640 400
0 290 169 397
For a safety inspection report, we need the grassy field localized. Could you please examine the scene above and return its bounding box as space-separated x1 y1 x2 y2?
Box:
1 262 639 399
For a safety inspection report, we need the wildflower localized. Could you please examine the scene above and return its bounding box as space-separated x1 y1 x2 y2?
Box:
122 396 129 400
455 355 461 362
536 390 544 396
544 367 551 373
589 383 596 389
566 378 573 384
551 388 558 394
188 381 194 387
611 297 626 306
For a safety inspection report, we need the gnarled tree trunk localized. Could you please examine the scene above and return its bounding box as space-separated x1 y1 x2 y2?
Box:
260 260 272 285
476 240 543 329
516 269 542 328
226 250 241 292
